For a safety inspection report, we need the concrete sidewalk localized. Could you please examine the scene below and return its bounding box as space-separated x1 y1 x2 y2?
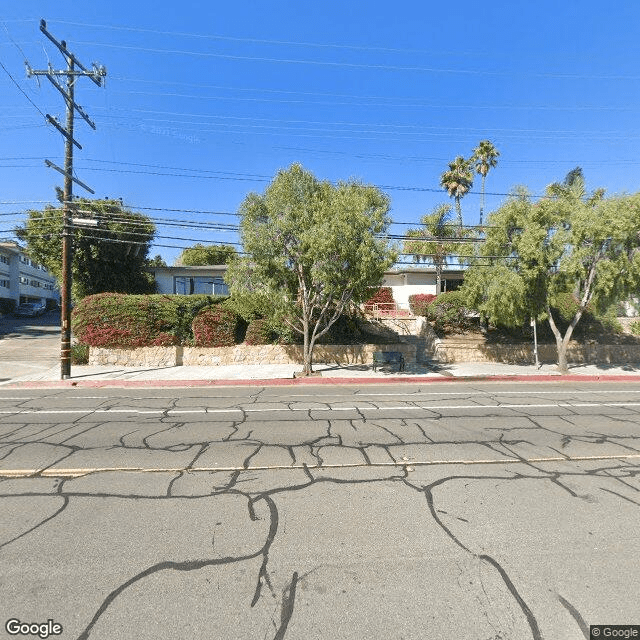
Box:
3 359 640 387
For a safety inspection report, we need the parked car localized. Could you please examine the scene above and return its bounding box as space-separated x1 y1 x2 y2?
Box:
15 303 45 317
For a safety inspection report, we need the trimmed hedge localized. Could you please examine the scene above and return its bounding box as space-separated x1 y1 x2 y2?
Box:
409 293 436 316
192 306 242 347
72 293 228 348
364 286 394 312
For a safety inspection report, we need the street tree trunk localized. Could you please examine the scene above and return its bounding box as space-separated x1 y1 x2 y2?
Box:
302 316 313 375
547 306 583 375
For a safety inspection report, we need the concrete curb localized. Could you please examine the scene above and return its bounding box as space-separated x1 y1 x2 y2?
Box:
4 373 640 389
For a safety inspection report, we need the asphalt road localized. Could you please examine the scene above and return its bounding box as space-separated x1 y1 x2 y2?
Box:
0 310 60 381
1 381 639 639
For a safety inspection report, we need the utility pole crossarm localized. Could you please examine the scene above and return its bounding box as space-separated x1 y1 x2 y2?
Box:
44 160 95 194
45 115 82 149
39 19 106 86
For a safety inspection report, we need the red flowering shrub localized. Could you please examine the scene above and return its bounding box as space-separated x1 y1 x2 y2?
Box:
364 287 394 312
192 306 241 347
409 293 436 316
72 293 225 348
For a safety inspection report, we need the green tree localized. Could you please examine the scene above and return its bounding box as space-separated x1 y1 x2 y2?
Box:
461 176 640 373
226 163 396 375
403 204 461 295
147 254 167 268
16 197 156 299
472 140 500 225
440 156 473 229
176 243 237 266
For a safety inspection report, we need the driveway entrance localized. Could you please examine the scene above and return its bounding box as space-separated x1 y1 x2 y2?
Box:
0 309 60 382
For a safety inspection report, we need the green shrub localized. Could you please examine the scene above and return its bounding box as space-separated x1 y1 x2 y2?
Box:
192 306 243 347
630 320 640 335
0 298 16 314
427 290 471 332
71 343 89 364
244 318 276 345
409 293 436 316
316 314 363 344
71 293 227 348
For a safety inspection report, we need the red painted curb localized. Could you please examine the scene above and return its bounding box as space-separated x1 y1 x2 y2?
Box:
4 373 640 389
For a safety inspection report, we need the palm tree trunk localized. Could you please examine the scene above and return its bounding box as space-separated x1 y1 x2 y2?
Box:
455 197 463 229
480 174 486 226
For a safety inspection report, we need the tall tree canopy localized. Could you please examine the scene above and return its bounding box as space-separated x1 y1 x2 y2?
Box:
472 140 500 225
461 174 640 373
16 197 156 299
176 243 237 266
440 156 473 229
226 163 396 375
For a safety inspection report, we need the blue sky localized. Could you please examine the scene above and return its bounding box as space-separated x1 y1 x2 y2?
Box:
2 0 640 265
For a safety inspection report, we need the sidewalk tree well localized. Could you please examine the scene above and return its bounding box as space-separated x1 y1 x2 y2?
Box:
460 176 640 373
225 163 397 375
16 195 156 299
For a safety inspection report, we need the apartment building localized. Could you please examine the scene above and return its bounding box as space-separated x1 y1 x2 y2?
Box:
0 241 59 307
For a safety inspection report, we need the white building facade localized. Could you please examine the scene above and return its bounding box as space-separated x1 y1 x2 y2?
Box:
381 267 464 309
0 241 59 308
150 264 463 310
151 265 230 296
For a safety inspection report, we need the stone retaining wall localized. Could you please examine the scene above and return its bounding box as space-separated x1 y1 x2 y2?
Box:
435 340 640 365
89 343 416 367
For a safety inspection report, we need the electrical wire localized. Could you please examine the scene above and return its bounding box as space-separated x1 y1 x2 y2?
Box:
0 60 47 120
69 38 640 81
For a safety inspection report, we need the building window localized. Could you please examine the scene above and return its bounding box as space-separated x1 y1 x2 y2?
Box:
0 255 8 265
443 279 462 292
174 276 229 296
30 280 41 287
19 276 29 284
0 279 9 288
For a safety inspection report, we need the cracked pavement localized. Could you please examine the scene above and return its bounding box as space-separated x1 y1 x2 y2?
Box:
0 381 639 639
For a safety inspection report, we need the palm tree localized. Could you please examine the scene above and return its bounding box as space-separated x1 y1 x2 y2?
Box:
404 204 459 295
440 156 473 229
472 140 499 226
547 166 604 206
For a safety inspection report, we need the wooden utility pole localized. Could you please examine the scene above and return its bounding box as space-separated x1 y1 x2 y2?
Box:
26 19 106 379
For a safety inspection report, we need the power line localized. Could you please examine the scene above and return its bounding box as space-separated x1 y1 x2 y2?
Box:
49 20 488 57
0 59 47 119
70 38 640 81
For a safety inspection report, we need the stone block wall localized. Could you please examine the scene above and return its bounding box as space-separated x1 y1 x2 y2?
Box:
434 340 640 365
89 343 416 367
88 346 181 367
